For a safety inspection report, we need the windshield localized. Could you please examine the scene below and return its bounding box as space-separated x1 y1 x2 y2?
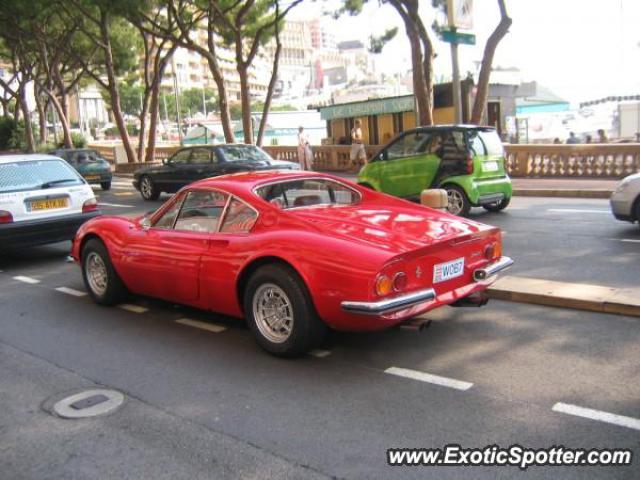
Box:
255 178 360 209
0 159 84 193
218 145 272 163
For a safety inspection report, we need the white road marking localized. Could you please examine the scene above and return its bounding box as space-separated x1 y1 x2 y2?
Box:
55 287 87 297
13 276 40 284
552 402 640 431
98 202 134 208
113 192 134 197
620 239 640 243
175 318 226 333
118 303 148 314
546 208 610 214
111 181 134 187
384 367 473 391
309 349 332 358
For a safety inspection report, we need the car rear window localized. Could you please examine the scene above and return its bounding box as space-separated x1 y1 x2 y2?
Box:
475 130 504 156
255 178 360 209
0 159 84 193
218 145 272 163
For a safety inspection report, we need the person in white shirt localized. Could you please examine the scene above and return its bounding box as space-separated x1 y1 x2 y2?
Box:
297 126 313 170
350 119 367 169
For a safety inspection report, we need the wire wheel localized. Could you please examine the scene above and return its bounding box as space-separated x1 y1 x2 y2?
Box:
85 252 108 296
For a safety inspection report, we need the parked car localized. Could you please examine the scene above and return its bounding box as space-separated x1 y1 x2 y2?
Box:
133 144 299 200
358 125 513 216
72 171 512 356
49 148 113 190
610 172 640 228
0 154 100 249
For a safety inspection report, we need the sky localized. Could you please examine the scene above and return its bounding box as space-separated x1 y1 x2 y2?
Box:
291 0 640 105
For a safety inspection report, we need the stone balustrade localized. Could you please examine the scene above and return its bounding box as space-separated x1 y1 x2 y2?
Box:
91 142 640 179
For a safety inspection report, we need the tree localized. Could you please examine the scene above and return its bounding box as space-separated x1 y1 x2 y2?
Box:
340 0 436 125
63 0 142 163
470 0 511 124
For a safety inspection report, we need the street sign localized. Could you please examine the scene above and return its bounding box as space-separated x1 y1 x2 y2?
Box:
440 29 476 46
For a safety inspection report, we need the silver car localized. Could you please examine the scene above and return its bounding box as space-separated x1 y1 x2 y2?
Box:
610 172 640 228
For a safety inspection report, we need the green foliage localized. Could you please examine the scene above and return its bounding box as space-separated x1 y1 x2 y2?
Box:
71 132 87 148
369 27 398 54
0 117 17 150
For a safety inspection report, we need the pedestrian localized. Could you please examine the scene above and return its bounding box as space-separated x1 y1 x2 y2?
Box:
597 129 608 143
350 119 367 169
566 132 580 144
297 126 313 170
585 134 592 144
553 137 562 144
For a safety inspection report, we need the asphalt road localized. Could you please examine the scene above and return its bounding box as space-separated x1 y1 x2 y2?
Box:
1 178 638 479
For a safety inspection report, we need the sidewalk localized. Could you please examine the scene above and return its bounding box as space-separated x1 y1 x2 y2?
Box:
511 178 617 198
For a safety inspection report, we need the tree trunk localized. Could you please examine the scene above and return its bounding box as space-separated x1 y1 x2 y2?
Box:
257 3 282 147
43 87 73 148
145 82 161 163
137 90 151 161
100 12 137 163
471 0 512 124
238 64 253 144
35 90 47 145
18 85 35 152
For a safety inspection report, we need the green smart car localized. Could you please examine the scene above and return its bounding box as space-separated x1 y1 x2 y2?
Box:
357 125 512 216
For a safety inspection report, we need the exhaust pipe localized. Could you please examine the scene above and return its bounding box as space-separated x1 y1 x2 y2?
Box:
450 292 489 308
400 317 432 332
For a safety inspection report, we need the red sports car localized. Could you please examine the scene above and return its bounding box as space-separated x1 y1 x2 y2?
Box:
71 171 512 356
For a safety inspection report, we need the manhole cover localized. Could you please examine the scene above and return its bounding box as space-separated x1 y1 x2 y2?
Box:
48 389 125 419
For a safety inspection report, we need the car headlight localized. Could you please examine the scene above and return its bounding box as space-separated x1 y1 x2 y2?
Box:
614 180 631 194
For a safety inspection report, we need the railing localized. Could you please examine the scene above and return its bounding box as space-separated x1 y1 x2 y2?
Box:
503 144 640 178
91 142 640 179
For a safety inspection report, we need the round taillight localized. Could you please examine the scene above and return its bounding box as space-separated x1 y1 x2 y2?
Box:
393 272 407 292
484 244 496 259
375 275 393 296
0 210 13 224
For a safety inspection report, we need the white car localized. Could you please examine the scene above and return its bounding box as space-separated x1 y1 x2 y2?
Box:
610 172 640 228
0 154 100 249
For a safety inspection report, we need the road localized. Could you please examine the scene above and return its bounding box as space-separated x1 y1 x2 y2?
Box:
1 178 638 479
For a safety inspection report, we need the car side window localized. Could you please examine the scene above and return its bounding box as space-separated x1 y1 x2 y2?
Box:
468 132 487 156
386 132 431 160
190 148 213 164
169 150 191 165
174 190 228 233
153 194 185 229
220 198 258 233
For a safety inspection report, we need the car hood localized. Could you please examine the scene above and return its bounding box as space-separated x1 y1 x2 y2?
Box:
289 204 493 253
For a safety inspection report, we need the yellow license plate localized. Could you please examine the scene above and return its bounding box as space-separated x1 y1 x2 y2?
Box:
29 198 68 211
84 175 100 181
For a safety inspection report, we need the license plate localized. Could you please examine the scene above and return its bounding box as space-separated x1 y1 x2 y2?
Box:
84 175 100 181
433 257 465 283
483 161 499 172
28 198 68 211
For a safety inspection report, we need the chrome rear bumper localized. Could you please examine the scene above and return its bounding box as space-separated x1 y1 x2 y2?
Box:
341 288 437 316
473 256 514 281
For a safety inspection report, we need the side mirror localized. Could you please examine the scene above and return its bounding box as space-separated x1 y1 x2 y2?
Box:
140 216 152 230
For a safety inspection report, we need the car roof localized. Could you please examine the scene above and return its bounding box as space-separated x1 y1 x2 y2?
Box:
188 170 345 196
178 144 259 150
0 154 63 164
408 125 497 132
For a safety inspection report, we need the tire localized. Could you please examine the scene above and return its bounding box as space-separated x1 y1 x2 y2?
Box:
444 185 471 217
140 175 160 201
634 197 640 228
81 238 128 305
101 181 111 191
483 196 511 212
243 264 326 357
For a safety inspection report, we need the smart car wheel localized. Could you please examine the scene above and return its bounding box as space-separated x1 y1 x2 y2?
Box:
444 185 471 216
483 196 510 212
140 175 160 201
244 264 326 357
101 181 111 191
82 238 128 305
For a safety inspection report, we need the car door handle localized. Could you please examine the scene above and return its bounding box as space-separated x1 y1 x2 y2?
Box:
210 239 229 248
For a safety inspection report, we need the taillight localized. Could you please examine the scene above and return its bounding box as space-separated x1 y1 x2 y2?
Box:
392 272 408 292
466 155 474 174
484 241 502 260
0 210 13 223
82 198 98 213
375 275 393 297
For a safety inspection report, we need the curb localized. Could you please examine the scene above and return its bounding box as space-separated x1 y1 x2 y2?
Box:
487 276 640 318
513 189 612 199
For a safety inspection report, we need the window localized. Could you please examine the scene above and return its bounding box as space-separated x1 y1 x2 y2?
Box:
174 190 228 233
218 145 272 163
256 179 360 209
0 159 83 194
386 132 432 159
468 132 486 156
478 130 504 156
153 195 184 229
190 148 213 164
220 198 258 233
169 149 191 165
